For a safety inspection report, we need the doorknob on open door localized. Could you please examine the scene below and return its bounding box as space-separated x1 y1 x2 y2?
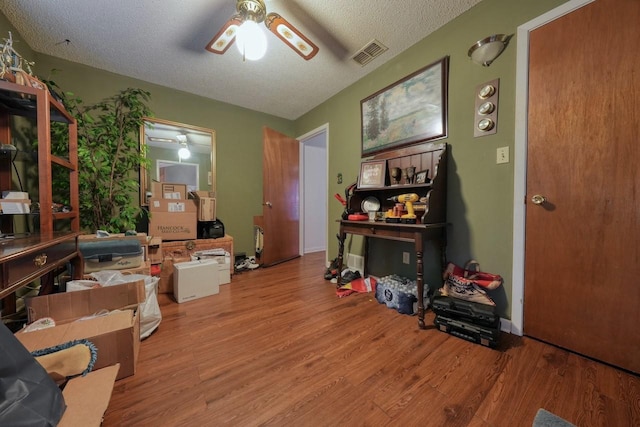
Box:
264 201 273 208
531 194 546 205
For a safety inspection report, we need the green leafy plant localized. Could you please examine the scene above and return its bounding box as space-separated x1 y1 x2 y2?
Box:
47 81 152 232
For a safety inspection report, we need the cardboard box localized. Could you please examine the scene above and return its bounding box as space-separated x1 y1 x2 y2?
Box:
191 252 230 285
148 198 197 240
0 198 31 213
190 191 216 221
16 280 145 380
217 260 231 285
58 364 120 427
148 211 197 240
2 190 29 199
148 236 163 264
173 259 219 303
151 181 187 200
148 197 197 213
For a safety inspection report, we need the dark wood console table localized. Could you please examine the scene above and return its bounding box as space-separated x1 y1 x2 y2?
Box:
336 141 449 329
0 231 82 314
337 220 446 329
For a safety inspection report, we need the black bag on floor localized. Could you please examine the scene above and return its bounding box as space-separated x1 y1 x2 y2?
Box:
0 323 66 426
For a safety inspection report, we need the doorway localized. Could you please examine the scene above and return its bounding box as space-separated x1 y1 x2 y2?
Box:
298 125 328 257
512 0 640 373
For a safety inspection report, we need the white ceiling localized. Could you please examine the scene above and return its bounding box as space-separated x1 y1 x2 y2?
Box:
0 0 483 120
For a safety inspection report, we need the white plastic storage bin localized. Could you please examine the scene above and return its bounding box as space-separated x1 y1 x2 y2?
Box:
173 259 219 303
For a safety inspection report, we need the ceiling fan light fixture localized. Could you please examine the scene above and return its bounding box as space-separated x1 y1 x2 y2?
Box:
236 19 267 61
178 143 191 160
206 0 318 61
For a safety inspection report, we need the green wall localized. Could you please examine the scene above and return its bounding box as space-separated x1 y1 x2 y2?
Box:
0 11 295 255
294 0 567 317
1 0 567 318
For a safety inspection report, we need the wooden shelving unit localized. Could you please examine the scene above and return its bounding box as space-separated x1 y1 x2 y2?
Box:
0 79 79 233
0 79 81 317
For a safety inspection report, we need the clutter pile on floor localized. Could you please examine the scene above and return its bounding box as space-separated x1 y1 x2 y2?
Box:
323 259 429 315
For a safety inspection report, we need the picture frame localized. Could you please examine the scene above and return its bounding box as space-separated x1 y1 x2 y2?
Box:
415 169 429 185
358 160 387 188
360 56 449 157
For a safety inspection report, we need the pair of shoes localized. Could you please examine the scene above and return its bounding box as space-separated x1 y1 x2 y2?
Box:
324 258 340 280
236 256 260 271
246 256 260 270
324 268 338 280
341 269 361 283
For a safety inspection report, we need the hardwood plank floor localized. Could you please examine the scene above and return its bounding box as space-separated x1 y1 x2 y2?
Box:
103 252 640 426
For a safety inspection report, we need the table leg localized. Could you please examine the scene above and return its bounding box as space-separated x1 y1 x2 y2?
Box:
415 233 426 329
336 230 346 287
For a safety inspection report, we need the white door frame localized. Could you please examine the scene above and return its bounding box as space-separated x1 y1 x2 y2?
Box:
511 0 594 336
297 123 329 259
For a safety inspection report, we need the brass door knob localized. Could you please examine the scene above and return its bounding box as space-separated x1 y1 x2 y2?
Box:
264 201 273 208
531 194 546 205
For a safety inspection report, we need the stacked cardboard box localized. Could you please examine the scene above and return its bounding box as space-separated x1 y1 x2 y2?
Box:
16 280 146 380
159 236 234 293
148 181 197 240
148 198 197 240
151 181 187 199
0 190 31 213
189 190 216 221
191 250 231 285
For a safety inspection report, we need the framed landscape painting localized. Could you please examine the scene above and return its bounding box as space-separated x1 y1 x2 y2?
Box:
361 56 449 157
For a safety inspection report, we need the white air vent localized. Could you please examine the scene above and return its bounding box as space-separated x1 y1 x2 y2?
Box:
351 39 388 66
347 253 364 274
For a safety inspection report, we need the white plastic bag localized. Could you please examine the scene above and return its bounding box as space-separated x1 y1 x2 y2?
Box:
88 271 162 340
66 279 101 292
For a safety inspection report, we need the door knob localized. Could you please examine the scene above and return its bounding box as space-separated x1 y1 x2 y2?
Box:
531 194 546 205
264 201 273 208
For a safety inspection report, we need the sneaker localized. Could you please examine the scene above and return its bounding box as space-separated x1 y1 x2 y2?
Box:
235 259 250 271
341 269 361 283
247 256 260 270
324 258 340 280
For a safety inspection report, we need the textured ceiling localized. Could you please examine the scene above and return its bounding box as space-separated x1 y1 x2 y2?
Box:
0 0 483 120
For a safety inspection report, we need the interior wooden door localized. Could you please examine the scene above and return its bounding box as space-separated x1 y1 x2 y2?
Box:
524 0 640 373
261 127 300 266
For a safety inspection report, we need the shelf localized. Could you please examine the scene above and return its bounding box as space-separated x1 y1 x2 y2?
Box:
51 154 75 170
355 182 432 192
347 142 448 226
0 80 72 123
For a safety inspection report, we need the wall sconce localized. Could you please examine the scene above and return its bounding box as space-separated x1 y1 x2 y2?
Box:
468 34 512 67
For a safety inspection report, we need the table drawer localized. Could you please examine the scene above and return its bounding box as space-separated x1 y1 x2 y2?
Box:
5 240 77 287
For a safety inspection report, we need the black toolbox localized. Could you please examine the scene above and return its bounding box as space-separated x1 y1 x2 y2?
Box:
432 294 500 328
434 314 500 348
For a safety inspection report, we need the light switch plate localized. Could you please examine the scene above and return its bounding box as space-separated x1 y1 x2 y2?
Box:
497 146 509 164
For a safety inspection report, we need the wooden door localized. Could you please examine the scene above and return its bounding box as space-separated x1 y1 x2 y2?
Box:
261 127 300 266
524 0 640 373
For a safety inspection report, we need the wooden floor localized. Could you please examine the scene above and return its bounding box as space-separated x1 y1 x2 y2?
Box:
104 252 640 427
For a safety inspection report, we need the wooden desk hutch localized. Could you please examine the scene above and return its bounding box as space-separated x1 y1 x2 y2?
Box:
0 80 81 315
337 142 448 329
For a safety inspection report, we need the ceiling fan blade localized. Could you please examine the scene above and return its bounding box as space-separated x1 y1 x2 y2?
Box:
265 12 318 60
205 14 243 54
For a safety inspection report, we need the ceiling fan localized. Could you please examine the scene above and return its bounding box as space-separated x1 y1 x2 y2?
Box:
205 0 319 61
